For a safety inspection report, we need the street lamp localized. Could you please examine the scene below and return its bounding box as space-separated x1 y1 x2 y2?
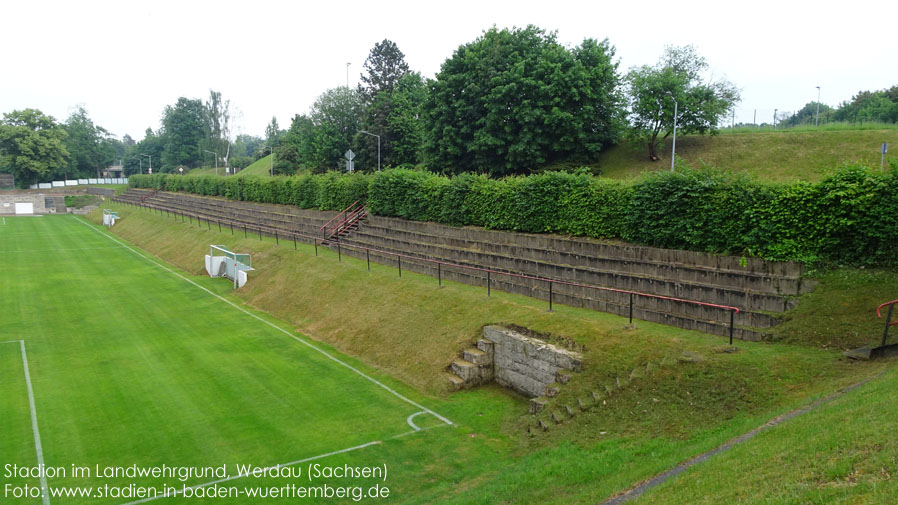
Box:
203 150 219 176
142 154 152 174
359 130 381 172
815 86 821 128
131 157 142 175
265 146 273 177
665 92 678 171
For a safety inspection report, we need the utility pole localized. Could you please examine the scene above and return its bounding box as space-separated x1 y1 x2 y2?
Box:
774 109 778 131
815 86 821 128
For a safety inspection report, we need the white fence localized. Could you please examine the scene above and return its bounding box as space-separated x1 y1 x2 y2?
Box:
30 178 128 189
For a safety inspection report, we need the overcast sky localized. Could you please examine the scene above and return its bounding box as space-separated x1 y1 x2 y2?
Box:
2 0 895 141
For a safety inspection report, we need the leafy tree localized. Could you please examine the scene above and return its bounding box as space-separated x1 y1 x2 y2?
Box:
306 87 363 171
234 134 264 158
777 101 834 128
833 86 898 123
0 109 69 187
63 106 116 179
264 116 282 152
626 45 740 161
358 39 410 101
203 90 232 168
161 97 206 170
424 26 623 175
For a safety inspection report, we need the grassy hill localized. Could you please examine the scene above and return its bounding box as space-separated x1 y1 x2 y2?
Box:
186 155 273 178
595 129 898 182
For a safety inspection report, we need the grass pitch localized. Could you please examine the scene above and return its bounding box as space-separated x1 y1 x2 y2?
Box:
0 215 450 504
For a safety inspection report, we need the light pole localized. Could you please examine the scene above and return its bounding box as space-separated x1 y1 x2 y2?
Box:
203 150 219 176
142 154 152 174
665 92 678 171
359 130 381 171
815 86 821 128
131 157 142 175
265 146 273 177
774 109 778 130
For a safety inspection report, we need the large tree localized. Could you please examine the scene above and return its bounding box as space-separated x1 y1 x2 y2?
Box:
63 106 116 179
358 39 410 101
424 26 623 175
0 109 69 187
161 97 206 170
203 90 232 168
626 45 740 161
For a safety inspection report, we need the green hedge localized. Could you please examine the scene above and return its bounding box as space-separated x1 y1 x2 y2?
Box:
129 164 898 266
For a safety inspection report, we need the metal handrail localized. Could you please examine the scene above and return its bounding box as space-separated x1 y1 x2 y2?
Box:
320 201 361 237
114 196 743 342
876 299 898 346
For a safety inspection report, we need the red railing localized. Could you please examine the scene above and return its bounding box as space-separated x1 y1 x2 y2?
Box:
320 201 366 240
876 299 898 346
115 196 743 342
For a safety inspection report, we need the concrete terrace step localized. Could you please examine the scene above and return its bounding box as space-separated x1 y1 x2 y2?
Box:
329 243 770 340
358 217 802 296
366 216 803 277
340 231 797 313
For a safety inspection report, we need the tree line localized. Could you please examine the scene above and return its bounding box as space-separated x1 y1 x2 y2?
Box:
3 25 897 186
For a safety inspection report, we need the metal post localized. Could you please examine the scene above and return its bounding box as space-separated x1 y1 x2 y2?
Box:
548 281 554 312
337 239 341 261
207 219 210 230
230 222 233 235
438 263 442 286
181 212 184 223
815 86 821 128
218 220 221 232
730 310 735 345
243 225 247 238
671 98 678 171
275 230 279 246
258 227 262 241
629 293 634 324
487 271 491 297
366 249 370 271
398 256 401 277
314 240 318 256
293 234 297 250
882 303 894 347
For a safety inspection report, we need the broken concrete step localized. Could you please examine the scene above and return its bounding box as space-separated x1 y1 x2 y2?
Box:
529 396 549 414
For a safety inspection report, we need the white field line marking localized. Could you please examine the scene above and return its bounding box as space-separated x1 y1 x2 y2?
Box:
118 440 382 505
2 340 51 505
406 411 426 431
75 217 453 426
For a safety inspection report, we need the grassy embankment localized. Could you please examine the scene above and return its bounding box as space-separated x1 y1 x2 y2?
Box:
90 202 897 503
186 155 274 177
594 128 898 182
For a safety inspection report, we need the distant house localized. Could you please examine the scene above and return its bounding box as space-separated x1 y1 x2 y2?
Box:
103 165 124 178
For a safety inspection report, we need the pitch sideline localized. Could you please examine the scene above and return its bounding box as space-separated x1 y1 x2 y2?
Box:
2 339 51 505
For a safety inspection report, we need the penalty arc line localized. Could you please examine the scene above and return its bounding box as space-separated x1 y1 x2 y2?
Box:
2 340 51 505
118 440 382 505
74 217 453 427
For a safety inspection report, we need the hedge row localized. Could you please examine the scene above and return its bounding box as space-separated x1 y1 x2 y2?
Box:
130 164 898 265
